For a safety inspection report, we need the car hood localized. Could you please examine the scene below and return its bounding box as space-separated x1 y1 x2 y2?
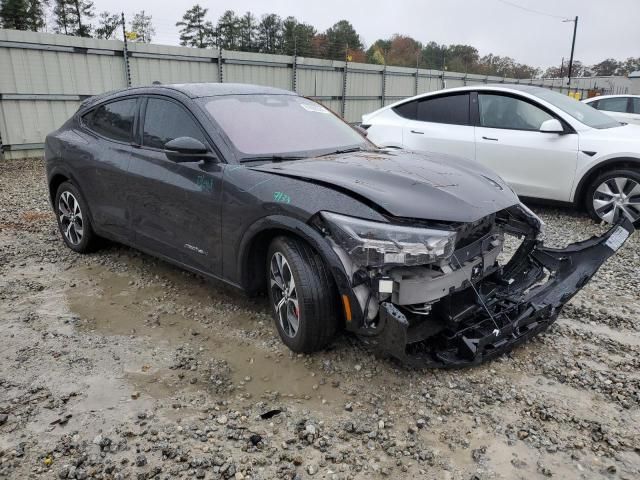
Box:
248 149 520 223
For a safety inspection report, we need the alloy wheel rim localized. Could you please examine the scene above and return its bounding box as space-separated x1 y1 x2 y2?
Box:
58 191 84 245
270 252 299 338
592 177 640 224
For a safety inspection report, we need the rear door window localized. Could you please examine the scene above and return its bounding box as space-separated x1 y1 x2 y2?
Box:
142 98 207 150
416 93 470 125
84 98 137 142
596 97 629 113
631 98 640 114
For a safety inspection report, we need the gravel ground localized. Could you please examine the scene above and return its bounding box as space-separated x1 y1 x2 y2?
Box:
0 158 639 480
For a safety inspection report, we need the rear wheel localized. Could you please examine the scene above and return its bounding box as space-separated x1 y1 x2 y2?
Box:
55 181 100 253
266 236 339 353
585 169 640 225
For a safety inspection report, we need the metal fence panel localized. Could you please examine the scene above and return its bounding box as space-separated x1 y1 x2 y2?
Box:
0 29 634 159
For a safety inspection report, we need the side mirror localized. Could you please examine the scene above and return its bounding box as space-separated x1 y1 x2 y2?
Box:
164 137 215 162
539 119 564 134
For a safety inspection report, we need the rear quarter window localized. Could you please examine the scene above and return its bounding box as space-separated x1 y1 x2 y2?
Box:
83 98 137 143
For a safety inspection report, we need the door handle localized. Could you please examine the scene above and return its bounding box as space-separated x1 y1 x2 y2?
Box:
482 136 498 141
410 130 424 134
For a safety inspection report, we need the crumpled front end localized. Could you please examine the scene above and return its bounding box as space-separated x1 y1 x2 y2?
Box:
315 205 634 368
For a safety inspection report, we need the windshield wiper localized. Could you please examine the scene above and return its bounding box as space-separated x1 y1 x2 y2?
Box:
317 146 369 157
240 155 305 163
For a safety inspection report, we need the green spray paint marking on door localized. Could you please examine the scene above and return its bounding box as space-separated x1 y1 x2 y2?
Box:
197 176 214 192
273 191 291 204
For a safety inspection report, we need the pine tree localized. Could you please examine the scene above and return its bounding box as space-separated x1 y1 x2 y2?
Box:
176 5 215 48
53 0 73 34
94 11 120 40
130 10 155 43
0 0 29 30
53 0 94 36
257 13 282 54
24 0 47 31
238 11 257 52
70 0 94 37
325 20 363 60
216 10 240 50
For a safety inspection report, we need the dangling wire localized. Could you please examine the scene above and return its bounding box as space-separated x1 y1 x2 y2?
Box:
451 253 501 336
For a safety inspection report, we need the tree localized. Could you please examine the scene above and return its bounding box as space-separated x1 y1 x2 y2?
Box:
25 0 47 31
53 0 94 36
421 41 446 69
445 44 479 72
1 0 29 30
70 0 94 37
620 57 640 76
280 16 316 56
53 0 74 34
257 13 282 54
325 20 363 60
95 11 120 39
216 10 240 50
176 5 215 48
238 11 257 52
591 58 620 76
130 10 155 43
387 35 422 67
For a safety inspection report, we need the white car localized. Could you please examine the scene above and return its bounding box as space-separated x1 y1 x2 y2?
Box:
582 94 640 126
362 85 640 225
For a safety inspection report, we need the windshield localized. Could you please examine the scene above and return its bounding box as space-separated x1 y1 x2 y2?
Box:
200 94 370 158
531 89 620 129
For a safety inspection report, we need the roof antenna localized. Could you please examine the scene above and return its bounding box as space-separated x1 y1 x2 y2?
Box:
152 80 162 85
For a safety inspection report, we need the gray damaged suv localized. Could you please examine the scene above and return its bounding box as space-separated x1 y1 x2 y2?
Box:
45 83 634 367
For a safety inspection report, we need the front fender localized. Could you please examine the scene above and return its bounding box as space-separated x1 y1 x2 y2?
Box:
237 214 364 323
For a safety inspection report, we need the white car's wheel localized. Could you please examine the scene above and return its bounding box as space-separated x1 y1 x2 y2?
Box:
586 169 640 225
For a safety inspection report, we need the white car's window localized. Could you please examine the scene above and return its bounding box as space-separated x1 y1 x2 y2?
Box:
597 97 628 113
532 89 619 129
631 98 640 114
478 94 553 131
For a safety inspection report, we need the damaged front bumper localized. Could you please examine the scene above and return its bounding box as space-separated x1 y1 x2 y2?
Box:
367 218 634 368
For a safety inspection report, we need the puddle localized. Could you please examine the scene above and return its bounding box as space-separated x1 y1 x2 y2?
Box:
63 264 348 410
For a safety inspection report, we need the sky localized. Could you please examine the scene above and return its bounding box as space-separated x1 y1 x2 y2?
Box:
91 0 640 69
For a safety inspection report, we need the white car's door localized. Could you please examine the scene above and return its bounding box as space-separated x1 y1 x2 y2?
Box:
474 92 579 202
396 93 476 161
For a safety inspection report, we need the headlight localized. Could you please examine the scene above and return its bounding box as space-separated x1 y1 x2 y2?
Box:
321 212 457 267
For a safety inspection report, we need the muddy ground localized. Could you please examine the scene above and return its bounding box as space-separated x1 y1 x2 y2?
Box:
0 158 639 480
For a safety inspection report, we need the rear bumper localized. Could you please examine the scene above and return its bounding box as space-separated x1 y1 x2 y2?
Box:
369 218 634 368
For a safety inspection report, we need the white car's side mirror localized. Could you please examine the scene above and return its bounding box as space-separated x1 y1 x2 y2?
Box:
539 119 564 134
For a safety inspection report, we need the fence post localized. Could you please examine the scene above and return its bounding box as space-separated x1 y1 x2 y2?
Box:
381 64 387 107
217 46 224 83
121 13 131 87
341 59 348 119
292 52 298 93
415 66 419 95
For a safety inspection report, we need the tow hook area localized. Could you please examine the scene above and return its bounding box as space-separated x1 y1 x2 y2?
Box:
368 218 634 368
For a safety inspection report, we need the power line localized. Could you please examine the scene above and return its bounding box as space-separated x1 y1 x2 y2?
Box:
495 0 570 20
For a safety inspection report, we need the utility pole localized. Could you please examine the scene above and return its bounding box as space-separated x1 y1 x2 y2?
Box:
564 16 578 87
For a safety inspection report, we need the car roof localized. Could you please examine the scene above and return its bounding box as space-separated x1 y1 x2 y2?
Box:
156 82 295 98
583 94 640 102
79 83 295 110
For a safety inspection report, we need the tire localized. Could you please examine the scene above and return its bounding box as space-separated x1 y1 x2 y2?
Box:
585 168 640 226
266 236 340 353
54 181 100 253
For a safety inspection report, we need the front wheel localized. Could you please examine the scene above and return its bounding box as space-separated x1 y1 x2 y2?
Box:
266 236 339 353
585 169 640 226
54 181 100 253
